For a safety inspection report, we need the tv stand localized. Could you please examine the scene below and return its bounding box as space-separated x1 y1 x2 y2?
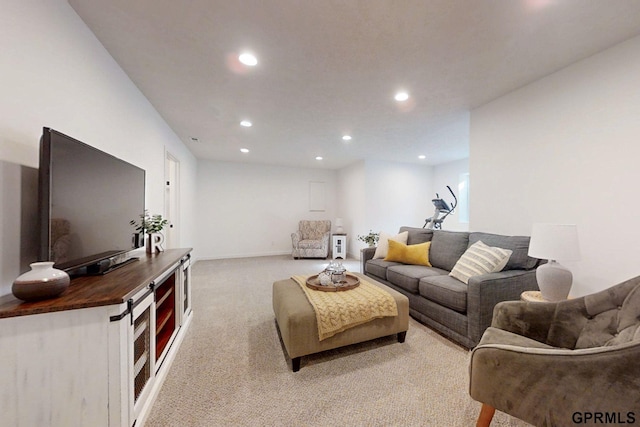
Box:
0 248 193 427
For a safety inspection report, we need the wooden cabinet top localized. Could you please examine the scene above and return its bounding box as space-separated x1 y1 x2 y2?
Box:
0 248 191 319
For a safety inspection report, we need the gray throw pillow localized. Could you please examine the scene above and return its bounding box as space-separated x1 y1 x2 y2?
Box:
429 231 470 271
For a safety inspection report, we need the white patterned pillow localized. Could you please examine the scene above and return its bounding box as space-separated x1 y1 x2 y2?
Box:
449 241 513 284
373 231 409 259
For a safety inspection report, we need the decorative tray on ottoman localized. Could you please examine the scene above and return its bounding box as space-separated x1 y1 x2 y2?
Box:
305 273 360 292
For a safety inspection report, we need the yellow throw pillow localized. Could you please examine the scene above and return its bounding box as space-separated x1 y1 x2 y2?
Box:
384 240 432 266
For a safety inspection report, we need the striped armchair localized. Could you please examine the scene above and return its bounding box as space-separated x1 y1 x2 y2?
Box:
291 220 331 259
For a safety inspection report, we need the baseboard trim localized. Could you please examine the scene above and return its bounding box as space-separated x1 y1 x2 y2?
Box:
195 250 291 262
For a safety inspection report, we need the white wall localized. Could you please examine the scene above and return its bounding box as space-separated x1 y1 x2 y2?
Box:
337 160 435 258
432 158 469 231
364 160 434 233
196 160 338 259
470 35 640 297
337 160 367 258
195 158 442 261
0 0 196 296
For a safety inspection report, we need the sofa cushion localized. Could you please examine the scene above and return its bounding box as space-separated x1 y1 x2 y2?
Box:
469 232 537 270
449 241 512 285
387 265 448 294
419 275 468 313
399 226 434 245
429 230 470 271
385 240 432 266
373 231 409 259
298 239 324 249
365 258 401 281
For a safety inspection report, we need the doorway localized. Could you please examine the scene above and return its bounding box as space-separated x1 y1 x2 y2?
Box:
164 152 180 249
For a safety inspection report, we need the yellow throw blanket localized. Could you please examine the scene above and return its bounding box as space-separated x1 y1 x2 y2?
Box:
291 274 398 341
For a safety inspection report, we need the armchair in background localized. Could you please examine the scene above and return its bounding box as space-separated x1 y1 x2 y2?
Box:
469 276 640 426
291 220 331 259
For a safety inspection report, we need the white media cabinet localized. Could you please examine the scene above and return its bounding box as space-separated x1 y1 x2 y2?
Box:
0 248 192 427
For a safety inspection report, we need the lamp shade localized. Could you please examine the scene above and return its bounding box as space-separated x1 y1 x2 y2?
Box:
528 223 580 261
335 218 344 233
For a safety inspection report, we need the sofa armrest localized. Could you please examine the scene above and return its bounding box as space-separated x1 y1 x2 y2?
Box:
492 290 590 348
321 231 330 247
469 340 640 426
466 269 539 347
291 231 301 247
360 246 376 274
491 300 558 344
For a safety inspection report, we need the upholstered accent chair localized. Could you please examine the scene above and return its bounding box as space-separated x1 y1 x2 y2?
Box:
291 220 331 259
469 276 640 427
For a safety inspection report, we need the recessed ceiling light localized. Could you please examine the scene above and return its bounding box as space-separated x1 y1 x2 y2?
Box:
240 148 249 153
238 52 258 66
394 91 409 102
315 156 323 161
418 155 426 160
240 120 252 127
342 135 352 141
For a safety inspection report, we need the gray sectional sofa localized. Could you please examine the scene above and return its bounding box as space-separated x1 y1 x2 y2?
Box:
361 226 541 348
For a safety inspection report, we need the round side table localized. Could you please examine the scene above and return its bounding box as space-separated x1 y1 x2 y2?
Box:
520 291 547 302
521 291 572 302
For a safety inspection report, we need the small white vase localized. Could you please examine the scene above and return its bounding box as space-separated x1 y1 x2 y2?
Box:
12 262 70 301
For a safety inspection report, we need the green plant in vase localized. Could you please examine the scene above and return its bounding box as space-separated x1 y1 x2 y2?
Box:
357 230 379 247
130 210 169 253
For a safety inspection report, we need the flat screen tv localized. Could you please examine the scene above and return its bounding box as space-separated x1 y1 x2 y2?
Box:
38 127 146 274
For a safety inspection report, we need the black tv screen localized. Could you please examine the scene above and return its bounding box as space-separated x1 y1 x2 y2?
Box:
38 127 146 272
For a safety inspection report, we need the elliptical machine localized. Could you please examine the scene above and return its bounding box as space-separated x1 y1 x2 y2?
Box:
423 185 458 230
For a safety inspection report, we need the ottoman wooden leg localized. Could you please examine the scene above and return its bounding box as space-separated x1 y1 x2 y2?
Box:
397 331 407 343
292 357 301 372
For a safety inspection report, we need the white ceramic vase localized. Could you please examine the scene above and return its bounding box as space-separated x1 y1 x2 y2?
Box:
12 262 70 301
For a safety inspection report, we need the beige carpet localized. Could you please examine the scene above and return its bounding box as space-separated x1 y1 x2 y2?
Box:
145 255 530 426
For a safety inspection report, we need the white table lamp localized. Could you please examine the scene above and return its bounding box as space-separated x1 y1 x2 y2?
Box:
335 218 344 234
528 223 580 301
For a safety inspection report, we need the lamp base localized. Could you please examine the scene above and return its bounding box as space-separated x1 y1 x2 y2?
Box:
536 261 572 301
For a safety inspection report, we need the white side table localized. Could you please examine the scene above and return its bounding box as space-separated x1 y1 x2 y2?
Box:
520 291 546 302
332 234 347 259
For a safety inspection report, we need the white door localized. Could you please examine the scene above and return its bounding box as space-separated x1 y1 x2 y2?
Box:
164 152 180 249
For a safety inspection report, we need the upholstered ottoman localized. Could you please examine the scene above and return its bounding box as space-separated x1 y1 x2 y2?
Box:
272 272 409 371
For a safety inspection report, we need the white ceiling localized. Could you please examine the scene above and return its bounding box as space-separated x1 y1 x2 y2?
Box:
68 0 640 169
